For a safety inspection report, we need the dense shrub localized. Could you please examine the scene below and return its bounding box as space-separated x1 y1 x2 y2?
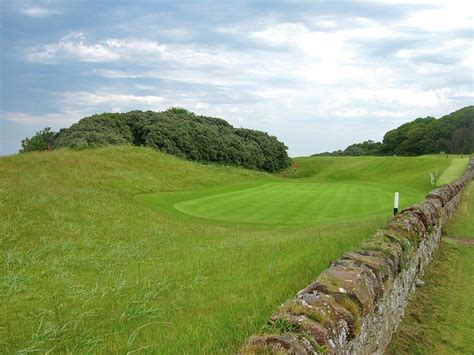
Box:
54 113 134 148
20 127 56 152
21 108 290 172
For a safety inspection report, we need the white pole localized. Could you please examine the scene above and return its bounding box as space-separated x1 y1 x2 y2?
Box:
394 192 399 215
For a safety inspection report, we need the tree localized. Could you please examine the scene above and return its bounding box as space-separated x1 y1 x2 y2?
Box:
21 109 291 172
381 107 473 155
20 127 56 153
314 106 473 157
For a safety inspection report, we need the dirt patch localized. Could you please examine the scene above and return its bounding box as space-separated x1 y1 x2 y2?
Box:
444 236 474 246
456 238 474 246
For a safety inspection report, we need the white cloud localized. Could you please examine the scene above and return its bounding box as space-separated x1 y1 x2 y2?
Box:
3 111 83 126
25 33 169 64
91 69 140 79
58 91 166 110
396 38 471 61
403 4 473 32
134 84 157 91
20 6 61 17
195 102 210 110
159 28 194 40
26 33 120 63
251 23 352 62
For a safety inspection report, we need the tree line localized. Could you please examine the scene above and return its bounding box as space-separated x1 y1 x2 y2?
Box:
314 106 473 156
20 108 291 172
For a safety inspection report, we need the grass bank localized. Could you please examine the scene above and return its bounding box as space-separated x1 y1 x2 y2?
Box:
0 147 466 353
387 182 474 354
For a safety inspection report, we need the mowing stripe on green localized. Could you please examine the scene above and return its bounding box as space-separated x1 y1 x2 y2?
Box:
174 182 421 225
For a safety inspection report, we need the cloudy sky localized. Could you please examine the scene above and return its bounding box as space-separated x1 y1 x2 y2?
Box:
0 0 472 156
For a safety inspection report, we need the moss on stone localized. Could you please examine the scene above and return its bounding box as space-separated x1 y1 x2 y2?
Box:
314 265 376 315
337 295 362 337
342 251 389 297
301 332 329 354
359 232 405 273
239 343 273 355
297 292 354 338
279 299 324 324
261 317 301 335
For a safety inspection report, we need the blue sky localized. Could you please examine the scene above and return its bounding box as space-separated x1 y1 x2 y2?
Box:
0 0 473 156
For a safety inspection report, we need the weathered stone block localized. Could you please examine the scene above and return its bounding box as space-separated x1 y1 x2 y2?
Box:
360 232 404 274
295 292 354 338
341 252 392 296
302 264 378 316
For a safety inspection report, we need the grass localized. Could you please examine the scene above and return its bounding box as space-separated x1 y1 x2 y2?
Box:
0 147 467 353
438 158 470 185
387 181 474 355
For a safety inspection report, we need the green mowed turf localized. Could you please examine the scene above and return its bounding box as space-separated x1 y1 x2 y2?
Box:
0 147 468 353
174 182 420 224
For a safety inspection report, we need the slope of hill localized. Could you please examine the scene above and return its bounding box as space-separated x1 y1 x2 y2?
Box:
0 147 467 353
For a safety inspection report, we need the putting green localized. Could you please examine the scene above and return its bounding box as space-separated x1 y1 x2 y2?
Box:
174 182 419 224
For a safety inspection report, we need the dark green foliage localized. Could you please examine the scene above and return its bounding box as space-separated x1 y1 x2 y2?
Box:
54 113 134 148
235 128 290 172
20 127 56 153
315 140 383 156
137 108 289 171
382 106 473 155
344 140 383 156
21 108 290 172
315 106 473 156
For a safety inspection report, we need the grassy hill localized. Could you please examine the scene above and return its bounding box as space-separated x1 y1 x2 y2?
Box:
0 147 467 353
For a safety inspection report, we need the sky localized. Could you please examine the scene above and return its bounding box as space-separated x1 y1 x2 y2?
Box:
0 0 473 156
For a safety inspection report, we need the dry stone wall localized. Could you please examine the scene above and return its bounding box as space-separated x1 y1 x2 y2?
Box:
241 157 474 355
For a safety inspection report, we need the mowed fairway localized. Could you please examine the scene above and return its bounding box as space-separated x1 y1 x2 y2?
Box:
175 182 418 224
0 147 467 353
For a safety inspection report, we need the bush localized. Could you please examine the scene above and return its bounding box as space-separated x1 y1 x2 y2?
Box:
20 127 56 153
20 109 291 172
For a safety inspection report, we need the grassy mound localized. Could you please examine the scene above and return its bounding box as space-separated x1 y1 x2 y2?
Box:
0 147 467 353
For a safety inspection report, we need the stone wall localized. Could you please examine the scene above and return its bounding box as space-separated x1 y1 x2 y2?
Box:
241 157 474 355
